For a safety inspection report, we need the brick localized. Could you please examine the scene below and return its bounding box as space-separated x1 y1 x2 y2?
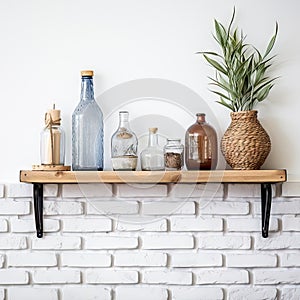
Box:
143 270 192 285
226 254 277 267
195 269 249 284
8 288 58 300
280 253 300 267
62 183 113 198
282 215 300 231
33 270 81 284
142 234 194 249
115 217 167 232
198 236 251 249
87 200 138 215
115 252 167 267
43 184 59 197
200 200 249 215
227 217 278 232
0 200 30 215
281 288 300 300
115 184 167 197
11 218 60 233
62 287 111 300
171 287 223 300
0 185 4 198
0 270 29 284
228 183 261 197
0 219 8 232
86 269 138 284
169 183 224 198
254 199 300 215
228 287 277 300
44 201 83 215
85 236 138 249
171 253 222 267
170 216 223 232
254 269 300 284
142 201 195 215
7 184 32 197
255 235 300 250
282 182 300 196
8 252 57 267
0 255 4 268
32 236 81 250
115 287 167 300
0 237 27 249
63 218 112 232
61 252 111 267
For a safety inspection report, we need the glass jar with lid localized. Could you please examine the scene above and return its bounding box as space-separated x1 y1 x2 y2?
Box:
164 138 184 170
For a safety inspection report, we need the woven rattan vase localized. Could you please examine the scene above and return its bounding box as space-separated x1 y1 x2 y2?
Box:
221 110 271 170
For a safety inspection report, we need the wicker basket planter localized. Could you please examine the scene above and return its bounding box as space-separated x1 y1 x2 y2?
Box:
221 110 271 170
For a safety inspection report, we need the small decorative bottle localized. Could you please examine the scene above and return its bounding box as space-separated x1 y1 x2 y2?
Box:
185 113 218 170
141 128 164 171
40 104 65 165
111 111 138 170
72 70 104 171
164 138 184 170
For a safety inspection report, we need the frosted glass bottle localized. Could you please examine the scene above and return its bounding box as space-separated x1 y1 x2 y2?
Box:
141 128 164 171
111 111 138 170
72 70 103 171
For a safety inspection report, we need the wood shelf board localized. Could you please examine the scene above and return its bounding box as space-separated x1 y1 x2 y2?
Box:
20 170 287 184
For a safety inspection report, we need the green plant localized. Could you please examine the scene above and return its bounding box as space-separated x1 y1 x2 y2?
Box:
198 8 278 112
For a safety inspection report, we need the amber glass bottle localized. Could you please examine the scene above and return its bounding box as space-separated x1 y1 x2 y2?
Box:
185 113 218 170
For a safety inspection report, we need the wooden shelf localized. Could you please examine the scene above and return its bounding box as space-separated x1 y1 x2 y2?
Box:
19 169 286 239
20 169 286 184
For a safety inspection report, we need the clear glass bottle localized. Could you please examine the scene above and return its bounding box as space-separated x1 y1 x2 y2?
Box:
185 113 218 170
41 104 65 165
72 70 103 171
111 111 138 170
141 128 164 171
164 138 184 170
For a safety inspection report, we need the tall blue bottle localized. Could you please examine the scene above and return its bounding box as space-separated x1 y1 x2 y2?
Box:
72 70 103 170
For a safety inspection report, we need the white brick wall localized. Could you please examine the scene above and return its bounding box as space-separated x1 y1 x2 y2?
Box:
0 182 299 299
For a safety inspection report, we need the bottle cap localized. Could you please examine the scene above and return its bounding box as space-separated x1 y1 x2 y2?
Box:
81 70 94 77
149 127 158 134
45 104 61 126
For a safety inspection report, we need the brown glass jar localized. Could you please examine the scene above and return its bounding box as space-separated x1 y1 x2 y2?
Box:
185 113 218 170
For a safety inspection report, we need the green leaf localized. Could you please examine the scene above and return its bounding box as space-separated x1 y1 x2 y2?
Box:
203 54 227 74
264 22 278 58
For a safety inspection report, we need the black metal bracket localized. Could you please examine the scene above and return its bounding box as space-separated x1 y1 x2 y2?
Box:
33 183 44 238
261 183 272 238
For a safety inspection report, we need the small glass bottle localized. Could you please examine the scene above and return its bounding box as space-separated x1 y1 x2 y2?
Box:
111 111 138 171
72 70 104 171
40 104 65 165
164 138 184 170
141 128 164 171
185 113 218 170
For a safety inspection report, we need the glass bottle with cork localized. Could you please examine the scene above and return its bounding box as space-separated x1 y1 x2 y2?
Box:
141 127 164 171
72 70 104 171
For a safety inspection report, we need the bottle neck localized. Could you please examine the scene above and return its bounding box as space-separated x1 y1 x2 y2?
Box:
119 112 130 130
148 132 159 147
80 76 95 101
196 114 206 124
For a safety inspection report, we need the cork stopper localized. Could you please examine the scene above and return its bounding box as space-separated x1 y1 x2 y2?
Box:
45 104 61 125
149 127 158 134
81 70 94 77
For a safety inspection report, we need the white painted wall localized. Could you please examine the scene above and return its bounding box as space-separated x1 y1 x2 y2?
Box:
0 0 299 182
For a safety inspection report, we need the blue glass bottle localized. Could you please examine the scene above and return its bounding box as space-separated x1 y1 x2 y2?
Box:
72 70 103 171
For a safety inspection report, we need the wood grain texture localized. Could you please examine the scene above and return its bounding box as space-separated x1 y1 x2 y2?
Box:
20 170 286 184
